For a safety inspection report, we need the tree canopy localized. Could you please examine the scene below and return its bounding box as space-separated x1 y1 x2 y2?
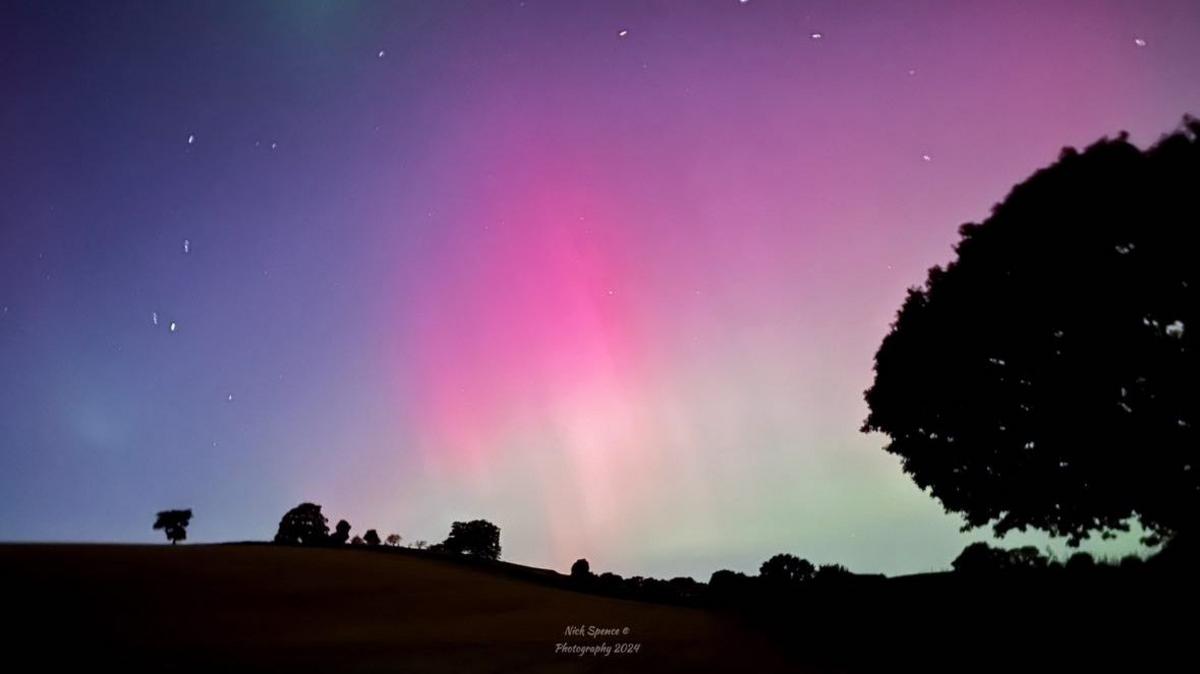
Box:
442 519 501 560
759 553 815 585
153 509 192 545
570 558 591 578
863 118 1199 546
330 519 351 545
273 502 329 546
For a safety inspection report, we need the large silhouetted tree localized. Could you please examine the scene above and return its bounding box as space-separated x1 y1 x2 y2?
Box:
863 118 1199 548
273 502 329 546
363 529 381 546
153 509 192 545
442 519 501 560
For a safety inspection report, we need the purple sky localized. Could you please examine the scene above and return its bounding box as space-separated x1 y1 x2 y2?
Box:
2 1 1198 577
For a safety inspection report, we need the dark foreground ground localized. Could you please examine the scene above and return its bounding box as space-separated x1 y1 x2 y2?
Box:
2 543 1194 673
0 544 794 673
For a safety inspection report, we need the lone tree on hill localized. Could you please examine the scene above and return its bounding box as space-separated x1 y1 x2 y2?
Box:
273 502 329 546
385 533 401 546
442 519 501 560
863 118 1199 549
363 529 381 546
759 553 815 585
153 509 192 545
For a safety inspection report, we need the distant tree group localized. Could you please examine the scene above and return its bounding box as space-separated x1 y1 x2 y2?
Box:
863 118 1199 548
153 509 192 545
442 520 501 560
273 503 329 546
952 542 1049 573
948 541 1156 574
271 505 402 551
557 552 875 607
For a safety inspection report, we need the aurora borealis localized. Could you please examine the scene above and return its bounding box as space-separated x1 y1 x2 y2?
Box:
2 1 1199 578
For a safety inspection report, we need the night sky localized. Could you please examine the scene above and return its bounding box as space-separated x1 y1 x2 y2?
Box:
2 1 1199 578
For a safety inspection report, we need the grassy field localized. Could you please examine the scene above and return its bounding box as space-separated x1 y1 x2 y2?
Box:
0 544 795 673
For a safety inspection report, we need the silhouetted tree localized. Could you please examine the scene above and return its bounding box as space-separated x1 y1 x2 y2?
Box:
1006 546 1048 569
952 542 1000 572
413 540 428 550
153 509 192 545
596 571 625 593
363 529 381 546
813 563 853 583
708 569 749 591
570 558 592 579
1119 554 1144 569
442 519 501 560
863 118 1200 547
1066 551 1096 571
952 542 1049 572
273 502 329 546
385 533 401 546
330 519 351 545
668 576 701 599
759 553 815 585
351 535 364 545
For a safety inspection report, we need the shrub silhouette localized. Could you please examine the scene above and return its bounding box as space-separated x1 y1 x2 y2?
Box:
153 509 192 545
329 519 351 545
273 502 329 546
863 118 1200 547
363 529 381 546
351 535 364 545
570 558 592 579
759 553 815 585
442 520 501 560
